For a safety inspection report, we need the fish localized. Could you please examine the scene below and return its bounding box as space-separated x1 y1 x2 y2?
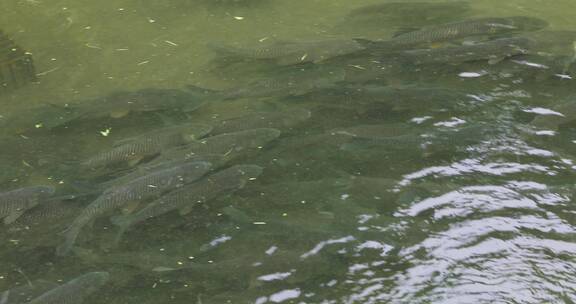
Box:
74 86 216 120
205 0 267 6
0 280 59 304
339 123 492 154
334 124 422 154
210 108 311 134
368 16 548 51
521 30 576 57
111 164 263 243
222 65 346 99
0 103 85 134
98 154 226 190
57 161 212 256
331 123 415 137
244 178 352 206
290 84 475 112
0 87 217 133
0 31 36 95
72 247 194 273
403 37 535 65
27 272 109 304
82 123 212 169
210 39 366 65
0 185 55 225
339 1 472 30
520 31 576 72
9 198 82 232
153 128 281 162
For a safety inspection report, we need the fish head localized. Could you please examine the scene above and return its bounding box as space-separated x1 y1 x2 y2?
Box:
217 165 264 188
254 128 282 143
37 185 57 196
282 109 312 126
180 124 213 142
508 16 549 32
78 272 110 291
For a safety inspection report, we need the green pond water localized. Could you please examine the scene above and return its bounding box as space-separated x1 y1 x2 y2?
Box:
0 0 576 303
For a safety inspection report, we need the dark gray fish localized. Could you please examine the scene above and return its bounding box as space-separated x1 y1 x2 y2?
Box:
9 198 82 232
0 280 59 304
340 123 491 153
203 0 268 7
403 37 534 65
520 31 576 71
370 16 548 50
72 247 194 272
334 124 425 151
332 123 418 140
57 161 212 256
0 185 55 225
27 272 109 304
99 154 226 190
111 164 263 243
154 128 281 162
340 1 472 30
246 178 352 206
292 84 475 112
0 87 216 133
222 65 346 99
210 108 311 134
76 86 215 120
522 30 576 56
0 103 84 134
82 123 212 169
210 39 366 65
0 30 36 95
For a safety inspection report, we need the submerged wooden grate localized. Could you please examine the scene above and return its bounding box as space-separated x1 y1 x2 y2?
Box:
0 31 36 94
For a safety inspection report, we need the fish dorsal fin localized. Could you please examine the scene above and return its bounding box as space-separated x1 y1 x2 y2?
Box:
392 27 421 37
265 38 290 46
109 109 131 119
352 38 376 48
178 205 194 216
112 135 141 147
276 55 308 66
121 201 141 214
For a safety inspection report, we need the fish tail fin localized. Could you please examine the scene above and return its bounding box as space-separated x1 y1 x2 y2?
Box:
353 38 377 48
56 225 80 256
354 39 396 54
206 42 239 58
110 214 128 227
110 215 130 247
34 153 81 174
71 247 98 262
184 85 226 103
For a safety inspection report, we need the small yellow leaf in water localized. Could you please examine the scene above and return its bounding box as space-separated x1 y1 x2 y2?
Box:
35 123 43 128
233 16 244 20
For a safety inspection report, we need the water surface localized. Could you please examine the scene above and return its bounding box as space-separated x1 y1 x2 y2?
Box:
0 0 576 303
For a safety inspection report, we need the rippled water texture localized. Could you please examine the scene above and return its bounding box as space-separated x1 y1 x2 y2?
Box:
1 0 576 303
